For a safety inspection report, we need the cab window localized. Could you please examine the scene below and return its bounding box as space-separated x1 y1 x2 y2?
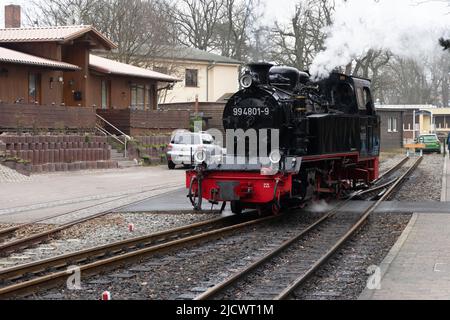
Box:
331 83 356 113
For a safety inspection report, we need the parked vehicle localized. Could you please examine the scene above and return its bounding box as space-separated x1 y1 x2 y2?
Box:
416 134 442 154
166 131 224 170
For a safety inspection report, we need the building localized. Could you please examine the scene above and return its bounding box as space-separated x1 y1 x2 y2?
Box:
376 104 450 147
375 108 405 151
0 5 189 135
148 46 242 103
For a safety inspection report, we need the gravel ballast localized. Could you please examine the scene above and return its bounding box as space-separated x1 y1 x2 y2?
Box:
28 212 326 300
0 212 217 269
4 153 444 300
394 154 443 201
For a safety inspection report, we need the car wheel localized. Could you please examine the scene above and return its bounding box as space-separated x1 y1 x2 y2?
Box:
168 161 176 170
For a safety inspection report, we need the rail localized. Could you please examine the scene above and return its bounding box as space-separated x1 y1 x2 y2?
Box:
0 214 278 298
194 156 423 300
95 114 131 158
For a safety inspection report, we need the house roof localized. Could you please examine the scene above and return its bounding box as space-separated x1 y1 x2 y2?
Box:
0 25 117 49
89 55 180 82
0 46 80 71
154 46 242 65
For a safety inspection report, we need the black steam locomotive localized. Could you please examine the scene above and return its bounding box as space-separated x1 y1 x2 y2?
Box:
187 63 381 214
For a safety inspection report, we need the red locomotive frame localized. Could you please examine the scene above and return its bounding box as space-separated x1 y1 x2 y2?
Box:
186 152 379 214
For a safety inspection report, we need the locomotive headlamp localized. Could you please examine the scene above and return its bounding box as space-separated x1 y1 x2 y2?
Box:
269 150 282 164
240 74 253 88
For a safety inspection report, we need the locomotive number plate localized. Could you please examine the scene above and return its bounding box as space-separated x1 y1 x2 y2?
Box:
233 107 270 116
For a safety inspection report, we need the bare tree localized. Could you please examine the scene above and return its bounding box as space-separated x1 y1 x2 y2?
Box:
28 0 176 64
213 0 261 61
94 0 176 64
26 0 98 26
269 0 335 71
167 0 225 51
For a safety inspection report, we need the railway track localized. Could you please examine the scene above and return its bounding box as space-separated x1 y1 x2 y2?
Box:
195 156 422 300
0 183 183 255
374 156 409 184
0 212 281 299
0 156 416 299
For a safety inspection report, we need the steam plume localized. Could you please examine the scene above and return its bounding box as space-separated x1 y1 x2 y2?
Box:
310 0 450 80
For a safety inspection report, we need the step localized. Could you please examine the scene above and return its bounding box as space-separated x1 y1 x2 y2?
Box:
118 160 140 168
111 156 127 160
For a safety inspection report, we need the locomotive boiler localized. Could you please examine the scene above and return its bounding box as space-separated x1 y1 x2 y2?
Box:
186 63 380 214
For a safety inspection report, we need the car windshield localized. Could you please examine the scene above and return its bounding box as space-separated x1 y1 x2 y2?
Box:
421 136 438 143
172 134 201 145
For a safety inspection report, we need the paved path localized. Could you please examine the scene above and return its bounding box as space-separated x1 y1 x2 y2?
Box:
360 155 450 300
0 166 185 224
0 164 31 183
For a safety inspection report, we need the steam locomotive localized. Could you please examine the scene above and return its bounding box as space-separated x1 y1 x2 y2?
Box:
186 63 380 214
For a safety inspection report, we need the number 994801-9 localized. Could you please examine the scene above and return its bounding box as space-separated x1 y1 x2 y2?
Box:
233 107 270 116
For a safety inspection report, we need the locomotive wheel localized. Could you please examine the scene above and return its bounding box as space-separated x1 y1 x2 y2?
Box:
188 176 202 211
230 201 242 215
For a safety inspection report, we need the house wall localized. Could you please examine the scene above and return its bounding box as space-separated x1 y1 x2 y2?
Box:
155 60 239 103
378 110 404 151
210 65 239 101
89 74 158 110
3 42 61 61
0 63 64 105
62 43 90 107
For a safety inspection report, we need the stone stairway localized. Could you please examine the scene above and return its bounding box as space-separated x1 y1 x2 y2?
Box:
110 148 139 168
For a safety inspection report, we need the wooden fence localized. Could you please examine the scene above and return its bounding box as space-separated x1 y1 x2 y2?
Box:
96 109 190 136
0 104 96 132
159 102 226 132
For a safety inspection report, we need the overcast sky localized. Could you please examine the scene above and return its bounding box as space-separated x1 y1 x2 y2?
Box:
0 0 299 27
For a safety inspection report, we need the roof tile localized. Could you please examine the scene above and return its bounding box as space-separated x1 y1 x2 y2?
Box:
0 25 117 49
0 46 80 70
89 55 180 82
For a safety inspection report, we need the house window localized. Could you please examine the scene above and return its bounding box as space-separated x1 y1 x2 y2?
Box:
185 69 198 87
101 80 110 109
28 73 41 104
130 84 145 110
388 117 398 133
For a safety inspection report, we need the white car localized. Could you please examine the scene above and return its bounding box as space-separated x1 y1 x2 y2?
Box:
166 131 224 169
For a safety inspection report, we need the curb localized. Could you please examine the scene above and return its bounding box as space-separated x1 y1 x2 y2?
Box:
441 155 448 202
358 213 418 300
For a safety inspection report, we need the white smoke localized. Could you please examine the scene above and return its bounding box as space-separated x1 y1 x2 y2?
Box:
308 199 333 213
310 0 450 80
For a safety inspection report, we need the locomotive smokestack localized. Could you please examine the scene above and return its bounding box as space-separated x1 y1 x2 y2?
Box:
247 62 274 85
